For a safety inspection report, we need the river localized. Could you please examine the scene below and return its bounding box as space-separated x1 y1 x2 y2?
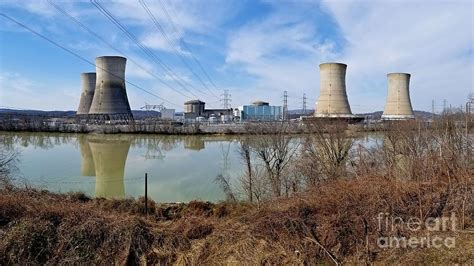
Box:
0 131 378 202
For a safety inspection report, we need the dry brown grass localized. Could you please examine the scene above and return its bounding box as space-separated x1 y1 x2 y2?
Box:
1 175 472 265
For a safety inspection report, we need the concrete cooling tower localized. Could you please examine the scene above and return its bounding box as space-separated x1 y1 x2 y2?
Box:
88 56 133 122
382 73 415 120
314 63 353 118
76 73 96 116
88 137 131 199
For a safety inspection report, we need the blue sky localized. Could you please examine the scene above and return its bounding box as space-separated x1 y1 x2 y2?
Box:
0 0 472 112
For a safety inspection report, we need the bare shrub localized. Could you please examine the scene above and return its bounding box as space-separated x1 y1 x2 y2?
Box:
0 143 19 189
243 122 300 197
298 121 354 183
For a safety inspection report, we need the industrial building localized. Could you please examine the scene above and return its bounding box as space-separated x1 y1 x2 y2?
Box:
236 101 283 121
314 63 354 118
382 73 415 120
88 56 133 122
183 99 233 122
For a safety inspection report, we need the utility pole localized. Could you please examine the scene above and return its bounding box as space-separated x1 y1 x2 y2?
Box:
432 99 435 119
221 89 232 109
283 90 288 120
144 173 148 216
443 99 447 114
302 93 307 116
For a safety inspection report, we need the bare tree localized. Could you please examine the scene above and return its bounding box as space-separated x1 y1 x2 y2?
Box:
245 122 300 197
0 143 19 189
299 121 354 182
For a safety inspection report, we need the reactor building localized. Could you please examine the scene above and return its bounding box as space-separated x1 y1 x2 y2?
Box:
88 56 133 122
183 99 233 122
381 73 415 120
314 63 354 118
76 72 96 116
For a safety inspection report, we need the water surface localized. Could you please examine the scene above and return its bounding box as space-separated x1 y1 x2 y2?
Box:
1 132 378 202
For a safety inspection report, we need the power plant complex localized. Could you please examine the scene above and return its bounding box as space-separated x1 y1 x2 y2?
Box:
76 56 133 122
313 62 414 121
76 57 416 124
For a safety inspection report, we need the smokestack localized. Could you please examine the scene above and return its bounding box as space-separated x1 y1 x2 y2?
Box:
382 73 415 120
88 56 133 121
314 63 353 117
76 72 96 115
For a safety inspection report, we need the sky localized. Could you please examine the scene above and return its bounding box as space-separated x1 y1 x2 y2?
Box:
0 0 472 113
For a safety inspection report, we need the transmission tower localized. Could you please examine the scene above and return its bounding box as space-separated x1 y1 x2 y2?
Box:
221 90 232 109
141 102 164 119
302 93 307 116
283 90 288 120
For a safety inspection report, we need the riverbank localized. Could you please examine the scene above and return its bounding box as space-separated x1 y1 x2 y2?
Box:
1 177 472 264
0 117 387 135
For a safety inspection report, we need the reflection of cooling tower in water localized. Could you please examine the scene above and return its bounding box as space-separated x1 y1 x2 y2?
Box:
315 63 353 118
89 138 131 199
183 137 205 151
78 136 95 176
76 73 96 116
382 73 415 120
88 56 133 121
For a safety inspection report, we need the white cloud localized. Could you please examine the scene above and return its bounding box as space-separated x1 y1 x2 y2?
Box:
0 72 79 110
224 5 338 108
321 0 473 112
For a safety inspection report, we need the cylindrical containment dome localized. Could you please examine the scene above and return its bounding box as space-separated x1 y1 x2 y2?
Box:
382 73 414 120
88 56 133 116
314 63 353 117
76 72 96 115
184 100 205 115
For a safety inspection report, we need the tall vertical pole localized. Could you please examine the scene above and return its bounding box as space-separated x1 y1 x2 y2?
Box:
432 99 435 120
283 90 288 120
303 93 307 116
145 172 148 216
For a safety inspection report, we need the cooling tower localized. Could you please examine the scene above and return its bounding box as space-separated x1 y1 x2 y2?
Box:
382 73 415 120
314 63 353 117
76 73 96 115
88 56 133 121
89 137 131 199
78 136 95 176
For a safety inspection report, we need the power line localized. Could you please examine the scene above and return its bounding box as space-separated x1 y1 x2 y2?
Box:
0 13 181 108
156 0 221 94
139 0 219 100
91 0 201 100
47 0 193 101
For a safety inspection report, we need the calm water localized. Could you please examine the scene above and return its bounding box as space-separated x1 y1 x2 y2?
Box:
1 132 245 202
1 132 377 202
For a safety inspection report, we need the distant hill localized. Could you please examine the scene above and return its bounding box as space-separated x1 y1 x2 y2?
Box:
356 110 435 120
0 109 162 119
287 109 435 120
